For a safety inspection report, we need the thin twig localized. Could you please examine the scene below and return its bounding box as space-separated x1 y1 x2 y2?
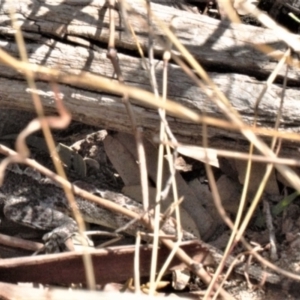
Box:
263 200 278 261
146 0 163 292
0 233 43 252
134 232 142 293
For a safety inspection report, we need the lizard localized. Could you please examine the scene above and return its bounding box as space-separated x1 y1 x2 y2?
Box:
0 163 196 253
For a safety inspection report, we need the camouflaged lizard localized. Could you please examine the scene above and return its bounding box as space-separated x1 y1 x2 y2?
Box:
0 164 196 252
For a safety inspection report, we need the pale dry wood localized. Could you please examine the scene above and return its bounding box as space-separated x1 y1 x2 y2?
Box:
1 38 299 131
1 0 299 81
0 0 299 156
0 69 300 155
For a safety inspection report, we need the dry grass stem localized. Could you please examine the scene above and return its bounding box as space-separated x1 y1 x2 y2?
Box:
6 7 96 289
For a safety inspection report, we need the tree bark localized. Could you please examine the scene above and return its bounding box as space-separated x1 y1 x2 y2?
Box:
0 0 300 156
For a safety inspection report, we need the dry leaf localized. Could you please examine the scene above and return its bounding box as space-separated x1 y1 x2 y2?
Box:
103 135 140 186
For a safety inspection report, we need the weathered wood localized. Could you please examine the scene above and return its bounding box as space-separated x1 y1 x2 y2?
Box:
1 0 299 81
0 0 299 156
1 69 300 142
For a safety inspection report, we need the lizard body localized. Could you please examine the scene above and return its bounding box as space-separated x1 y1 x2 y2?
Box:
0 164 195 252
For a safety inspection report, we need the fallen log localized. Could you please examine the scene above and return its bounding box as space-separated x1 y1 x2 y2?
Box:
0 0 299 157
